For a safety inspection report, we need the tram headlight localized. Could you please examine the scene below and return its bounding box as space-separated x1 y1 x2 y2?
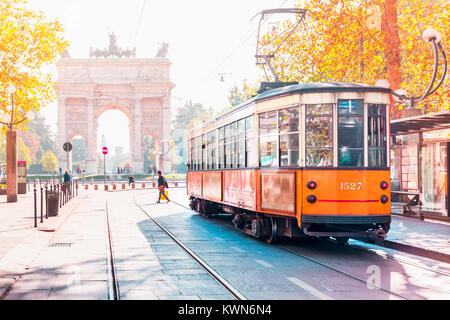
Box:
307 181 317 190
380 195 389 204
380 181 389 190
307 195 317 204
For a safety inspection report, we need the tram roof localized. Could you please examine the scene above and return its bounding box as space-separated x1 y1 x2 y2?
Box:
216 82 389 117
193 82 391 133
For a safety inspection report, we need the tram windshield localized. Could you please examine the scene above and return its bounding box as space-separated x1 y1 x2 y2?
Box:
338 100 364 167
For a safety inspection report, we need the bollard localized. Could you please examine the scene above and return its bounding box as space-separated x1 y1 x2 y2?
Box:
45 185 49 219
142 183 145 189
85 184 89 190
76 180 78 196
122 183 126 189
104 184 109 191
113 184 117 190
59 184 62 208
94 184 98 190
132 183 135 189
40 187 44 223
152 182 156 188
34 188 37 228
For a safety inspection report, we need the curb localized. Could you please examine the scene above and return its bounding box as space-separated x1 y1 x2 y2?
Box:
380 240 450 264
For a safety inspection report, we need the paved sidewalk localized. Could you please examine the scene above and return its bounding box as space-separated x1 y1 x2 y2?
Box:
377 215 450 263
0 190 85 299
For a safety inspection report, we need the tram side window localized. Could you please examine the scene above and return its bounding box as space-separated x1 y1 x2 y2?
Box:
368 104 387 167
259 111 278 167
338 100 363 167
245 116 253 167
218 127 225 169
279 107 299 167
305 104 333 167
207 130 217 170
189 138 193 170
230 122 237 168
236 119 245 168
195 136 202 170
202 134 207 170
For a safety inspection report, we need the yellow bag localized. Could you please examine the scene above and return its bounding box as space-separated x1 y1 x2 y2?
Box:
163 190 169 200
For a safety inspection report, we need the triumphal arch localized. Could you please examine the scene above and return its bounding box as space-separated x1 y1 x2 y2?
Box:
56 34 174 174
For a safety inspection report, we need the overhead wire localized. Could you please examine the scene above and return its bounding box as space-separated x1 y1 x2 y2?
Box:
133 0 147 49
204 0 290 81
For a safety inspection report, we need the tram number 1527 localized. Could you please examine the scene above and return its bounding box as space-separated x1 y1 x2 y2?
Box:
340 182 363 191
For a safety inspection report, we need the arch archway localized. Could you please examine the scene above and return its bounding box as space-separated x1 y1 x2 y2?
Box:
56 57 175 174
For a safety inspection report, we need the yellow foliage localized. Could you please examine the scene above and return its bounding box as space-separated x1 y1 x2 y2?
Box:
41 150 58 173
261 0 449 112
0 0 69 134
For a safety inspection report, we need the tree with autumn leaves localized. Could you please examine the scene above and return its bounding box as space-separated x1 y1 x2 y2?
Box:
0 0 69 133
260 0 448 118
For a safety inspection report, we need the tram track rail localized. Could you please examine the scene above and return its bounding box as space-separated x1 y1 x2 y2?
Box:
132 193 246 301
105 201 120 300
151 190 450 300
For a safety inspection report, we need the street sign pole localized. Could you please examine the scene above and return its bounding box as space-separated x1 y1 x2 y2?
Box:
102 147 108 185
63 142 73 174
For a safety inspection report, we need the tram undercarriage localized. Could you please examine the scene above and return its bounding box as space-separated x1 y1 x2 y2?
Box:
189 197 389 245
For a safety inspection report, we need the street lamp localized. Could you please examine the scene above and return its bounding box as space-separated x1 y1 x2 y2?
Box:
391 28 447 109
153 140 171 172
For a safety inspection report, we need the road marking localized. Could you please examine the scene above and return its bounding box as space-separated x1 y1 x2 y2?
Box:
231 246 246 253
255 259 273 268
286 277 334 300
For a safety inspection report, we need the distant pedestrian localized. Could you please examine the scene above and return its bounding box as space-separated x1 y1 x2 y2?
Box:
156 171 169 203
128 174 135 186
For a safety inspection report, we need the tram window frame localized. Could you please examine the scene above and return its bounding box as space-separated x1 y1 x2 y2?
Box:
245 116 253 167
279 106 300 167
368 104 387 167
259 111 278 167
207 130 217 170
338 99 364 167
218 127 225 169
305 104 333 167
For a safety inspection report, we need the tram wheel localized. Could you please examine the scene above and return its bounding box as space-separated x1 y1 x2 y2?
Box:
265 217 278 244
335 237 349 245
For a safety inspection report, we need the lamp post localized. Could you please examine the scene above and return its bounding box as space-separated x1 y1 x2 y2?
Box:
0 84 32 202
153 140 171 173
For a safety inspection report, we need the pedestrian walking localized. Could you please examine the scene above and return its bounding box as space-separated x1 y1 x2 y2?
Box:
156 171 169 203
128 174 135 186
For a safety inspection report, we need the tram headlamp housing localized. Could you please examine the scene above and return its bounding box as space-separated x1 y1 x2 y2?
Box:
307 181 317 190
307 195 317 204
380 181 389 190
380 195 389 204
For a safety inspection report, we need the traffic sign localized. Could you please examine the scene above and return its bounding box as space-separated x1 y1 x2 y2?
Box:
102 147 108 155
63 142 72 152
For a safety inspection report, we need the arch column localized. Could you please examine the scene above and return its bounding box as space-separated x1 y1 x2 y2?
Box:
57 97 72 172
160 96 172 173
85 99 98 174
132 99 144 173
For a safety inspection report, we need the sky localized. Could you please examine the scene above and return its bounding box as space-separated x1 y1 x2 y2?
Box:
29 0 297 154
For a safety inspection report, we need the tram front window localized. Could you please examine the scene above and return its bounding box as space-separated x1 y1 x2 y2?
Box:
338 100 363 167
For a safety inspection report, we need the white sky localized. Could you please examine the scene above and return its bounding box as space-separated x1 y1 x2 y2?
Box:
29 0 297 154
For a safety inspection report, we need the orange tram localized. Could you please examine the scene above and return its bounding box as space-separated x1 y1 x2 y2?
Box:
187 82 392 244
